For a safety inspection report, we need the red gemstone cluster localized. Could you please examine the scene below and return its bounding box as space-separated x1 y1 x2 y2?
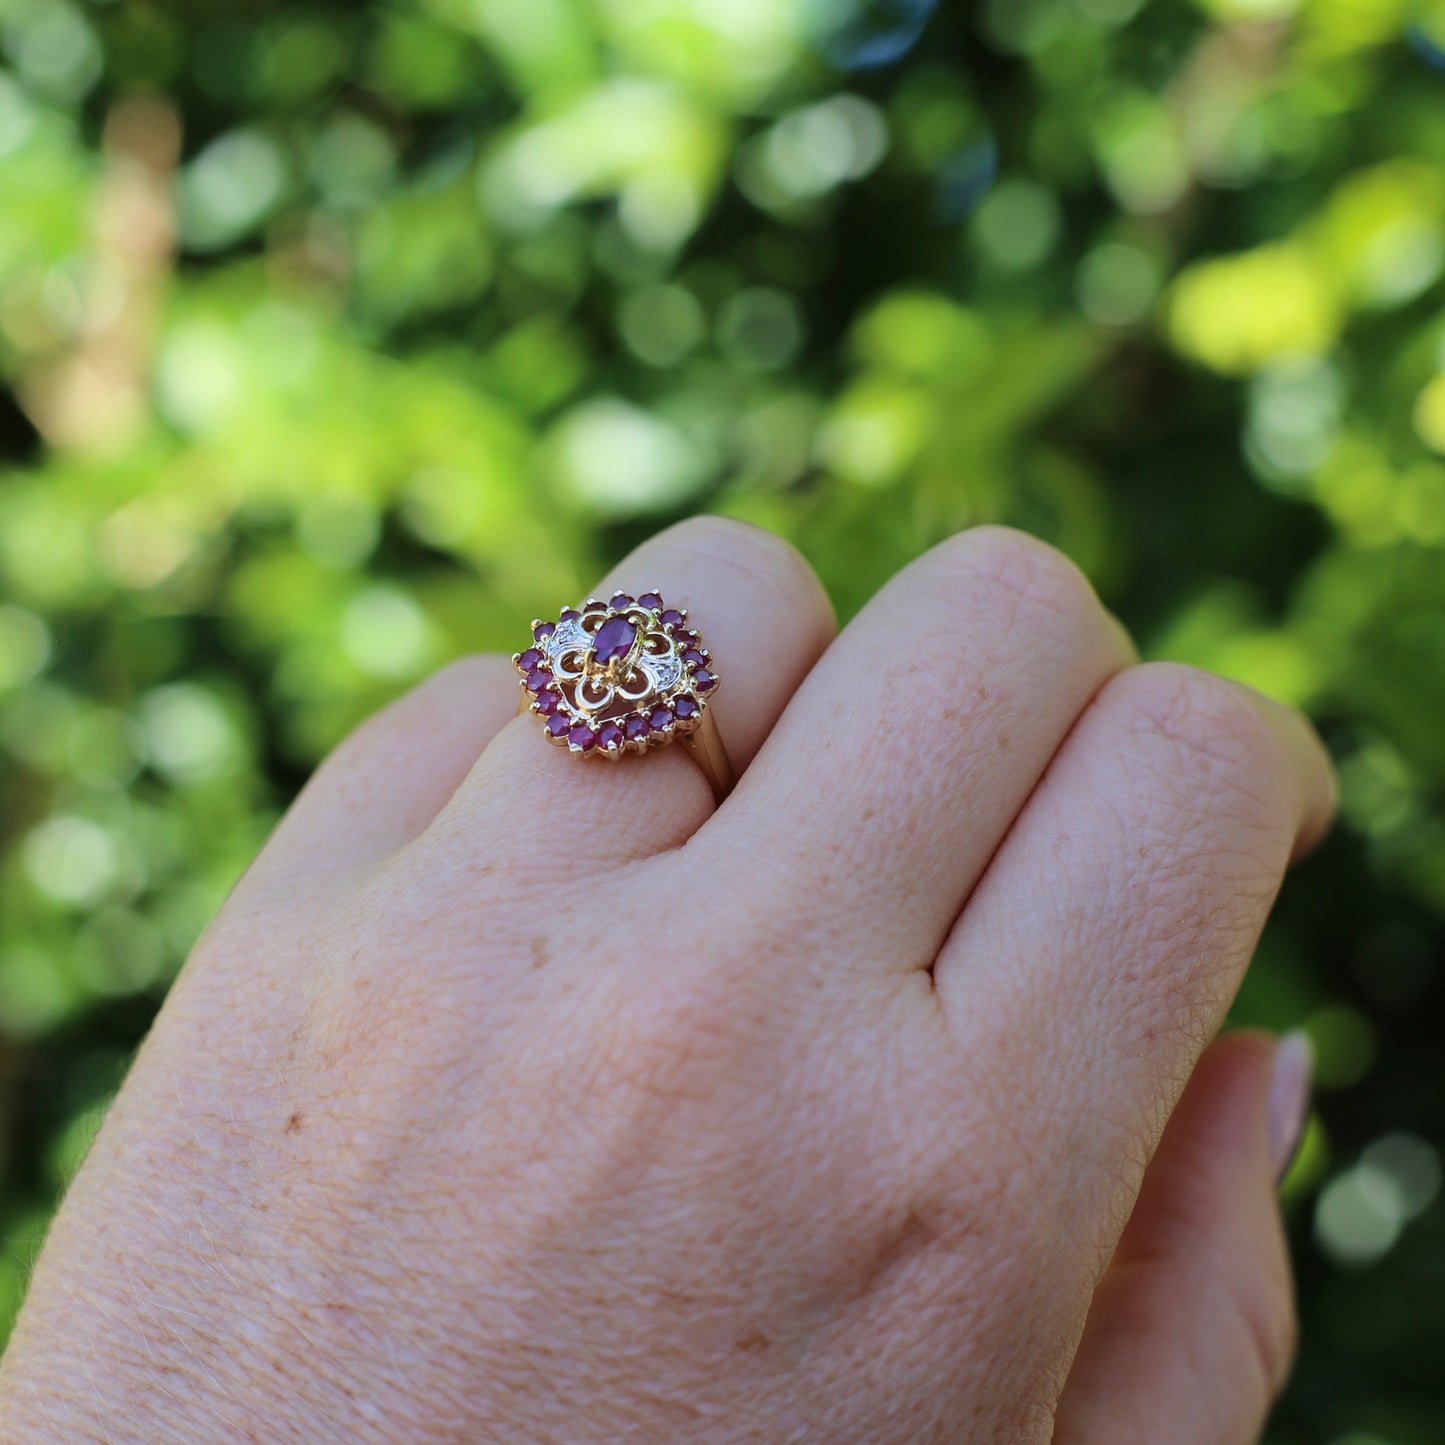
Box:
515 590 718 758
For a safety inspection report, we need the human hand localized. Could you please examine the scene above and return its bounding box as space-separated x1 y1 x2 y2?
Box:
0 520 1332 1444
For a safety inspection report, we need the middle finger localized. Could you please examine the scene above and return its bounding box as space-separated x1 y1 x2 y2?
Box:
704 527 1133 972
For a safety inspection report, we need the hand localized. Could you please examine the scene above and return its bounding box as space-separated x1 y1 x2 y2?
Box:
0 520 1332 1444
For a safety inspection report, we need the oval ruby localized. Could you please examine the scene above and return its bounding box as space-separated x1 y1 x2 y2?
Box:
591 615 637 667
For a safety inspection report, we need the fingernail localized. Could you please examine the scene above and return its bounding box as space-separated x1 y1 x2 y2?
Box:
1267 1030 1313 1182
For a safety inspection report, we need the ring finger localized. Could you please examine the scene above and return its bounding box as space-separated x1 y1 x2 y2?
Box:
421 515 836 870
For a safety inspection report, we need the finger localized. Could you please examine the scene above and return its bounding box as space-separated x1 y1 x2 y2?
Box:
245 654 520 886
423 516 835 868
698 527 1135 970
1054 1030 1309 1445
934 663 1333 1272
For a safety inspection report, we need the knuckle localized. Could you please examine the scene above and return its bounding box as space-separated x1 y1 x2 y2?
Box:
910 1077 1055 1261
670 514 812 588
658 515 835 640
1103 662 1291 841
1111 662 1271 767
670 511 784 555
944 525 1099 623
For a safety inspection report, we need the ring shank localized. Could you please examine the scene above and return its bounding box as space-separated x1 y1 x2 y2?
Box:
683 708 734 802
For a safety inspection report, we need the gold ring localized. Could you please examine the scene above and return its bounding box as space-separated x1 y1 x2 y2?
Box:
514 591 733 802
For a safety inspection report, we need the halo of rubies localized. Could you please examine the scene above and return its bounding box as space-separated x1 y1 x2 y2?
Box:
514 590 719 759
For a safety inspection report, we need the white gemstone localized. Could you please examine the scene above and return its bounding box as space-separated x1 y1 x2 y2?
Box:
544 615 592 662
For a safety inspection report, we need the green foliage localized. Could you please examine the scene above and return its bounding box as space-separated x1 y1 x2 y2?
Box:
1 0 1443 1436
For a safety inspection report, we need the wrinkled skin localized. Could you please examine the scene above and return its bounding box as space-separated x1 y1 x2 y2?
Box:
0 521 1333 1444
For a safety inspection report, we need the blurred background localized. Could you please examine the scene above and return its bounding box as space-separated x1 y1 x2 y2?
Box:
0 0 1441 1437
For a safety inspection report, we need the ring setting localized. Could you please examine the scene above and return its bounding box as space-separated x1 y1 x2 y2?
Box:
515 591 721 762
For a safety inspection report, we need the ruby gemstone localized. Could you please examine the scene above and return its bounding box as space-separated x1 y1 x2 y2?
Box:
535 689 561 716
519 647 543 671
609 592 635 608
560 609 581 624
637 592 664 610
546 713 571 738
660 609 684 627
591 615 637 667
624 714 651 742
569 724 597 751
682 649 705 668
674 696 699 721
598 721 625 750
649 705 674 730
525 667 551 693
534 621 556 641
693 669 717 692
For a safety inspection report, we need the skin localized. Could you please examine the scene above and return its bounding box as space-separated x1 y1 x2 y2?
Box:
0 519 1334 1444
